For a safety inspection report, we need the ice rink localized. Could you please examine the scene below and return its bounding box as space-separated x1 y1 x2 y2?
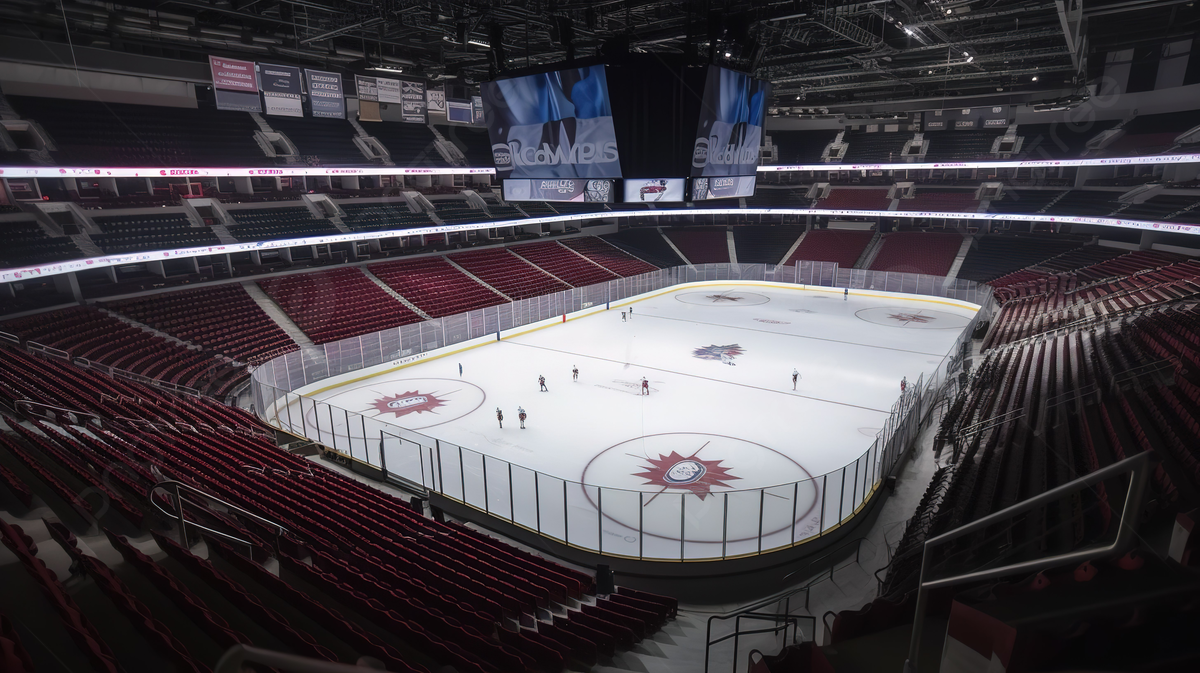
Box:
269 281 977 558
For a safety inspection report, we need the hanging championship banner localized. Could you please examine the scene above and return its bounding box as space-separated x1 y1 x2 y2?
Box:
209 55 261 112
355 75 379 102
377 78 402 104
426 86 446 113
305 69 345 119
399 79 426 123
260 64 303 117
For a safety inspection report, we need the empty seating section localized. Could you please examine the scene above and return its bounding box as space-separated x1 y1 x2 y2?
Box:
486 204 526 220
1095 110 1200 157
0 306 237 392
841 130 910 163
785 229 874 267
1042 190 1122 217
600 230 684 267
1118 195 1200 221
439 125 494 166
0 218 80 267
517 202 557 217
450 248 570 299
103 284 297 364
359 121 445 166
509 241 617 286
983 252 1195 348
897 189 979 213
731 226 804 264
90 212 218 253
258 267 421 343
922 131 1002 161
266 116 367 165
8 95 264 166
767 130 839 164
987 190 1064 214
368 256 503 317
744 188 812 208
664 228 730 263
339 202 433 232
0 345 675 672
228 207 340 241
869 232 963 276
819 188 892 211
432 201 487 224
956 235 1087 283
1016 121 1117 159
559 237 659 276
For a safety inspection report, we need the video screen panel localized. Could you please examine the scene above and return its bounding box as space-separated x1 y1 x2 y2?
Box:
623 178 686 203
503 179 614 203
691 67 771 177
482 65 621 179
691 176 757 201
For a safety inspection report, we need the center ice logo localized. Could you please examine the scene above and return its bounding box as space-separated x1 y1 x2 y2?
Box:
692 344 744 362
370 390 448 418
888 312 935 324
635 450 739 500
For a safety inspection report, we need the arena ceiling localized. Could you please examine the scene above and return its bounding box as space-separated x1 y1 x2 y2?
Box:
1 1 1197 109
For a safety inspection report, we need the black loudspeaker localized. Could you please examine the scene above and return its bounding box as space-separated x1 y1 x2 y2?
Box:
457 22 469 47
489 22 507 69
430 506 445 523
596 563 615 595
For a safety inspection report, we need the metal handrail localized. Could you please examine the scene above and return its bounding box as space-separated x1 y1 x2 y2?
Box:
903 451 1151 672
216 644 384 672
703 536 872 673
149 480 292 552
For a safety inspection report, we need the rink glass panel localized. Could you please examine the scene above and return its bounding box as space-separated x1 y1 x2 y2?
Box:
253 262 991 560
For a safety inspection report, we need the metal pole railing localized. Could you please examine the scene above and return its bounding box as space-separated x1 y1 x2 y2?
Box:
903 451 1151 672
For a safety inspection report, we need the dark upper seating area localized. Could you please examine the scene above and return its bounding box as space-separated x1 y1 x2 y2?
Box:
1094 110 1200 157
485 204 526 220
987 189 1065 214
227 207 340 241
1016 120 1118 159
90 212 219 253
731 226 804 264
767 130 839 164
664 228 730 264
1117 194 1200 222
0 218 81 268
338 201 434 232
744 188 813 208
785 229 874 267
921 130 1002 161
438 125 494 166
601 229 684 268
431 201 486 224
266 116 367 165
8 95 265 166
1042 190 1123 217
896 188 979 213
869 231 964 276
358 121 445 167
819 188 893 211
517 202 557 217
956 234 1088 283
841 130 911 163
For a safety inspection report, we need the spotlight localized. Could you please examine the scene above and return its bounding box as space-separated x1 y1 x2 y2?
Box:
1032 75 1039 81
724 51 732 58
966 56 973 63
904 28 914 35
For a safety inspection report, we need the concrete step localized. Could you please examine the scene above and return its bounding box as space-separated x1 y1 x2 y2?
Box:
240 281 315 348
942 233 974 282
658 228 691 265
727 229 738 264
778 229 808 266
209 223 239 245
359 267 433 320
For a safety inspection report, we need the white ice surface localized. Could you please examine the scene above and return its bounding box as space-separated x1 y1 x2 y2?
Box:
268 282 976 558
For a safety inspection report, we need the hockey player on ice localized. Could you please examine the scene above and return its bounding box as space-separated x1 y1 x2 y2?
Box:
572 365 579 381
518 406 527 429
792 368 800 390
641 377 650 395
539 375 548 392
496 407 504 429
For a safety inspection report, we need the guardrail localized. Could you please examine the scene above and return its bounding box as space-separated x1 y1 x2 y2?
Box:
250 261 993 561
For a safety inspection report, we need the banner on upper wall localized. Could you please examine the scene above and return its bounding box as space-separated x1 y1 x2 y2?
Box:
210 55 262 112
472 95 484 125
355 75 379 102
305 69 345 119
209 55 258 92
399 79 426 123
260 64 303 117
426 86 446 113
